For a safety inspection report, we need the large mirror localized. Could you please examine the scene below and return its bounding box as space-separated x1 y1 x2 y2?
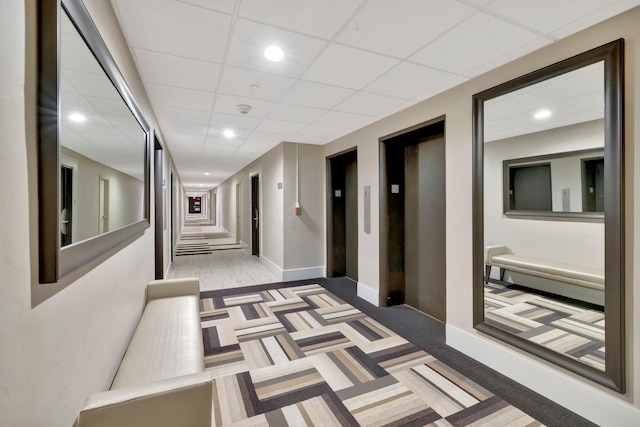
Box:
472 40 624 392
38 0 150 283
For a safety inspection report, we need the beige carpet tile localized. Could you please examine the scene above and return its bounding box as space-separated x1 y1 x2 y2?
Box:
202 284 543 426
484 282 604 370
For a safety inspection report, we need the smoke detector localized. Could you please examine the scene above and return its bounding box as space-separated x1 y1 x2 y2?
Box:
237 104 252 115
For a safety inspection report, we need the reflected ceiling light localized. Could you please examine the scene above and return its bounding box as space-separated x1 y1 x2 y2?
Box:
223 129 235 138
264 45 284 62
204 172 210 176
68 112 86 122
534 109 552 120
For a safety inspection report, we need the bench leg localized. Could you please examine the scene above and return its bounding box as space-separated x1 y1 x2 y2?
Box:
500 268 505 282
485 265 491 283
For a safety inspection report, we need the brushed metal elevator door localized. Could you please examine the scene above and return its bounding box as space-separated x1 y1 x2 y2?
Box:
404 137 446 321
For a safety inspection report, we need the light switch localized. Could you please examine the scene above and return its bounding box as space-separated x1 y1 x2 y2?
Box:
335 190 342 197
391 184 400 194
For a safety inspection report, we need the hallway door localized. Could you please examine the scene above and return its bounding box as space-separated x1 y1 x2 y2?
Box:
251 174 260 256
327 149 358 281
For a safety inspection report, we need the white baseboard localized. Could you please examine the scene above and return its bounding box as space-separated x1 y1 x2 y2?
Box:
259 256 284 281
446 325 640 427
283 266 326 281
357 282 379 306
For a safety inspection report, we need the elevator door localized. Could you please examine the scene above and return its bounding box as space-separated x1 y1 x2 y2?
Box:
404 137 446 321
327 150 358 280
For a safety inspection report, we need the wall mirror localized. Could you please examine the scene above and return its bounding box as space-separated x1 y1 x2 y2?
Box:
472 40 624 392
38 0 150 283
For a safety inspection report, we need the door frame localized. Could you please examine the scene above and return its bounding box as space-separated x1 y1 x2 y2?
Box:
251 173 260 256
154 137 164 280
326 147 358 279
379 116 445 307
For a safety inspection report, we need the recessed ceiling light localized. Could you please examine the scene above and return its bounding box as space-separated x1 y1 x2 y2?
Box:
223 129 235 138
204 172 210 176
534 109 552 120
264 45 284 62
68 112 86 123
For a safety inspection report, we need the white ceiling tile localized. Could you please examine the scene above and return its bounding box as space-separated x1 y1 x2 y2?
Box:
161 122 209 136
303 44 399 89
267 103 326 124
134 48 220 91
551 0 640 38
113 0 230 62
146 83 215 111
162 132 206 148
226 19 327 78
334 92 405 117
281 81 355 109
413 76 469 101
465 37 552 77
313 110 377 129
204 134 248 147
336 0 475 58
155 106 211 125
219 66 296 101
377 100 417 118
296 124 349 139
175 0 236 13
238 0 362 39
487 0 620 34
209 112 262 131
62 70 120 100
365 62 460 99
256 119 304 134
288 134 329 144
409 12 539 75
213 94 275 118
61 93 98 115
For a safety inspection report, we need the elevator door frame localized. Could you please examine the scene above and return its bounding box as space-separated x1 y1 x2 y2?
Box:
379 116 446 321
326 148 358 281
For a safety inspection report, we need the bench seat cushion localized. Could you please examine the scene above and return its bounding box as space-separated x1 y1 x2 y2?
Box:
110 295 204 390
492 254 604 285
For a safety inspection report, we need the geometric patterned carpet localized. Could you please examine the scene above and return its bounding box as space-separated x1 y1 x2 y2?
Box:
484 282 605 371
200 284 543 426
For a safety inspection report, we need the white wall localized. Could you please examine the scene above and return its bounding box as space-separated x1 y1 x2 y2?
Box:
0 1 172 425
282 143 325 276
322 7 640 426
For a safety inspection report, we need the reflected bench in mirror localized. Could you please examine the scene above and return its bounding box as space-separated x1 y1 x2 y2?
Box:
485 244 604 306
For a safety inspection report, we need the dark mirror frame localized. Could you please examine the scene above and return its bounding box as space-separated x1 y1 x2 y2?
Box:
472 39 624 392
502 148 605 219
37 0 151 283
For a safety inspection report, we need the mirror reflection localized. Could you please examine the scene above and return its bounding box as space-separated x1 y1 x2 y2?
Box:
60 11 145 246
483 62 606 371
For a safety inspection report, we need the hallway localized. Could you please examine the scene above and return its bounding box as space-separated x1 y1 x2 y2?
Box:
168 225 278 291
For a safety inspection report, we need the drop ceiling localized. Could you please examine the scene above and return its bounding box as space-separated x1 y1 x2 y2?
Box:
109 0 639 191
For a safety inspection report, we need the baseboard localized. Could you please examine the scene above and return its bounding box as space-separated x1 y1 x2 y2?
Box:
357 282 379 306
259 256 284 281
282 266 326 282
446 325 640 427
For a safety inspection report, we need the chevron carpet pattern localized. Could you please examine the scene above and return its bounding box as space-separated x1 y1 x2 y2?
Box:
200 284 542 426
484 282 605 371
